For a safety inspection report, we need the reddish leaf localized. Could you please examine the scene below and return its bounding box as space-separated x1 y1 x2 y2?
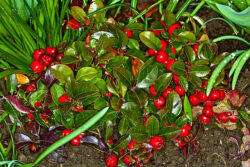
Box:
225 90 246 107
132 58 143 78
25 120 40 137
40 131 61 147
6 95 30 113
68 19 81 30
40 69 57 89
70 0 83 8
4 133 33 150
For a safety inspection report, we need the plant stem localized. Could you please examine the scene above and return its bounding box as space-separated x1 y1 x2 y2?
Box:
213 35 250 46
186 0 205 23
176 0 193 20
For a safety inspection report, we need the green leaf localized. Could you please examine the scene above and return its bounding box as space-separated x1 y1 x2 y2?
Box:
121 102 144 124
166 113 177 125
216 4 250 27
6 74 17 95
113 135 131 152
128 38 140 50
118 117 129 135
106 77 119 96
102 120 113 141
61 56 79 64
113 67 134 87
3 100 19 117
238 110 250 121
76 67 98 81
179 76 188 92
88 0 105 21
189 74 202 88
178 31 196 42
184 95 193 125
29 90 47 106
50 83 65 105
184 46 196 64
128 125 148 143
136 65 158 88
163 10 176 27
139 31 162 51
175 117 188 127
50 65 74 83
94 98 108 110
110 96 123 111
189 65 211 77
71 6 86 22
61 113 74 129
145 115 159 136
33 112 49 128
170 61 186 76
130 88 148 108
74 110 96 127
155 73 172 94
166 91 182 116
159 126 181 140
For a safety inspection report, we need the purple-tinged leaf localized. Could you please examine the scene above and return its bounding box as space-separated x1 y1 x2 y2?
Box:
25 120 40 137
4 133 33 150
40 69 57 89
98 138 108 151
40 131 61 147
6 95 30 113
45 148 67 164
228 137 240 148
80 135 98 145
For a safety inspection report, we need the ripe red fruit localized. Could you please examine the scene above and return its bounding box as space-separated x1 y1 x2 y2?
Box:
198 91 208 102
58 94 72 103
160 40 167 51
30 60 44 73
149 84 157 96
229 115 238 122
46 46 57 55
179 126 190 137
103 93 107 97
174 86 185 96
218 90 225 101
28 113 34 120
34 102 42 107
77 133 85 140
107 138 114 144
29 143 39 152
154 97 165 107
192 44 200 54
62 129 72 137
156 51 168 63
202 81 208 89
41 55 53 66
202 106 213 117
162 60 168 66
218 112 229 123
143 115 151 126
204 100 215 107
176 139 186 147
168 23 181 35
166 58 175 71
173 74 180 85
170 47 177 54
210 90 220 101
128 141 137 150
113 50 118 55
123 155 131 165
107 92 113 97
162 87 173 98
148 48 157 56
183 124 191 131
189 94 200 106
125 30 133 38
71 138 80 146
199 114 210 124
33 49 45 60
150 136 164 151
26 85 35 93
152 29 162 35
106 154 118 167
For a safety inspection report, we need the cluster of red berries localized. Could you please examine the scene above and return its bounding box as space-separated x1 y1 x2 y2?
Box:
28 112 49 125
103 92 113 97
30 47 64 73
62 129 85 146
58 94 84 112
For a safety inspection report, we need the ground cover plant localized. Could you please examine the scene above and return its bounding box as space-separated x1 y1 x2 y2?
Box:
0 0 249 167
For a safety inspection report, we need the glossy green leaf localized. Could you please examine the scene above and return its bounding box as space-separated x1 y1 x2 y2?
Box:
155 73 173 94
179 76 188 92
136 65 158 88
139 31 162 51
106 77 119 96
32 112 49 128
29 90 47 106
184 46 196 64
50 83 65 105
75 110 96 127
61 113 74 129
170 61 186 76
184 95 193 125
178 31 196 42
175 117 188 127
189 65 211 77
94 98 108 110
163 10 176 27
113 135 131 152
50 65 74 83
6 74 17 95
71 6 86 22
61 56 79 64
128 38 140 50
128 125 148 143
121 102 144 124
159 126 181 140
102 120 113 141
76 67 98 81
130 88 148 108
145 115 159 136
167 91 182 116
113 67 134 87
118 117 129 135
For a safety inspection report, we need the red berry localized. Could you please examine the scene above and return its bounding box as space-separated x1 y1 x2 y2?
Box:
46 46 57 55
189 94 200 106
168 23 181 36
128 141 137 151
125 30 133 38
198 91 208 102
204 100 215 107
106 155 118 167
176 139 186 147
148 48 157 56
56 53 64 62
192 44 200 54
113 50 118 55
103 94 107 97
150 84 157 96
30 60 44 73
179 126 190 137
160 40 167 51
166 58 175 71
77 133 85 140
150 136 164 151
34 102 42 107
107 92 113 97
71 138 80 146
202 106 213 117
41 55 53 66
26 85 35 93
218 90 225 101
143 115 151 126
210 90 220 101
156 51 168 63
28 113 34 120
58 94 72 103
152 29 162 35
218 112 229 123
229 115 238 122
175 86 185 96
33 49 45 60
62 129 72 137
162 60 168 66
199 114 210 124
173 74 180 85
202 81 208 89
123 155 131 165
107 138 114 144
29 143 39 152
75 106 84 112
162 87 173 98
154 97 165 107
183 124 191 131
170 47 177 54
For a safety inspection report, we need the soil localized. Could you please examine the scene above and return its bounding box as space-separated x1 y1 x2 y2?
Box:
1 3 250 167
